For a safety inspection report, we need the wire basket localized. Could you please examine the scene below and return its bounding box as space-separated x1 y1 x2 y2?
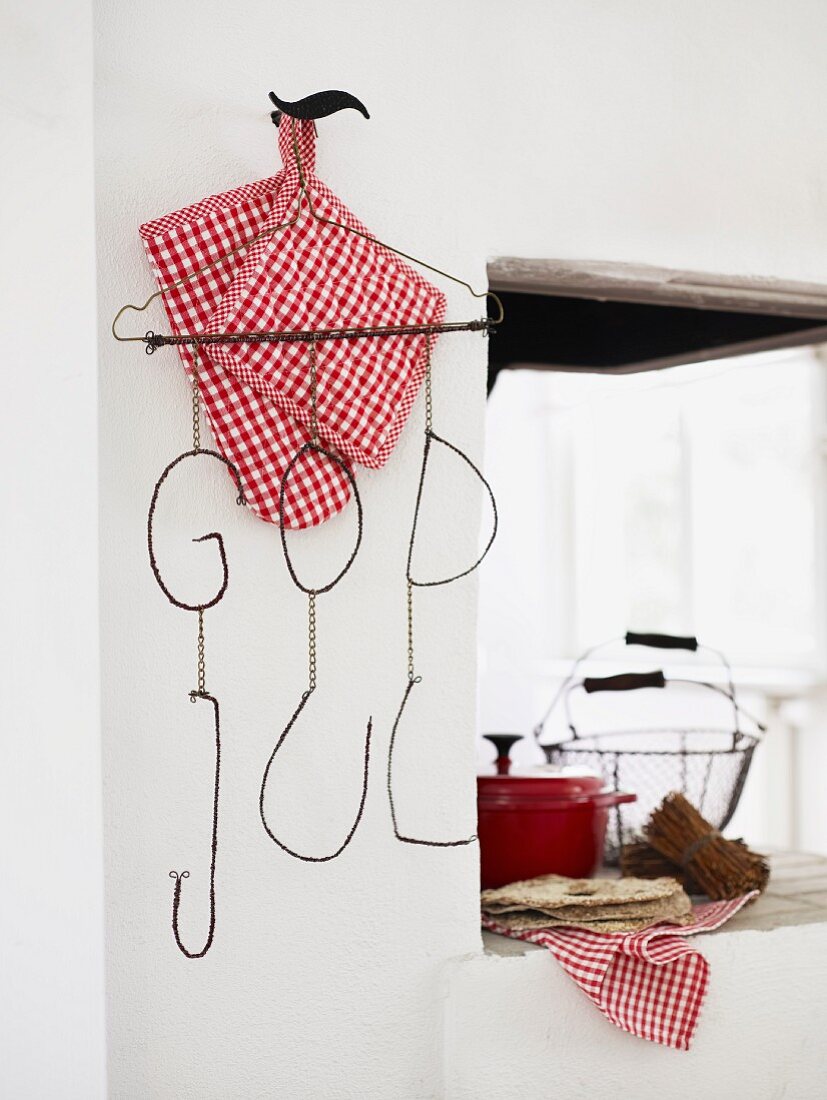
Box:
534 633 765 862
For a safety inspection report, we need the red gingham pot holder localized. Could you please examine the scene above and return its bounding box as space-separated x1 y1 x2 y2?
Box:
207 118 447 468
139 149 352 528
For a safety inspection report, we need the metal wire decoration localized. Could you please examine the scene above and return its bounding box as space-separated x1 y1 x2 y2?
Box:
259 343 372 860
387 337 498 846
146 344 246 958
118 88 507 885
534 633 765 862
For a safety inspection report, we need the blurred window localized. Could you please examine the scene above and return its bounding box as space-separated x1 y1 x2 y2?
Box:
480 346 825 680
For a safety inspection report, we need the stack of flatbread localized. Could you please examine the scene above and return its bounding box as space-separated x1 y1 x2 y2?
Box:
481 874 694 934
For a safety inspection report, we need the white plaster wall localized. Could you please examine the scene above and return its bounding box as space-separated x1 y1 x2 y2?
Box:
96 4 487 1098
1 1 106 1097
95 2 827 1097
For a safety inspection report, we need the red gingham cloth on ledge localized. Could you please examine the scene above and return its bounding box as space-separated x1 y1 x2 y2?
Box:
483 892 757 1051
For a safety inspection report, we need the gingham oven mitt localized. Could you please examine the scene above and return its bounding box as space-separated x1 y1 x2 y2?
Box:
206 117 447 469
139 132 352 529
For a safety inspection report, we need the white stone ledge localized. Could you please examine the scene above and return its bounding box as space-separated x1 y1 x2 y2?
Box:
444 853 827 1100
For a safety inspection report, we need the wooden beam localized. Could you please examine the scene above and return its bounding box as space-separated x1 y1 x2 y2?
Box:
489 258 827 320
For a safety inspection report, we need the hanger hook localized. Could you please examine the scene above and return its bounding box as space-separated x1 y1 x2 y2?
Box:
269 89 370 121
113 105 502 346
112 292 165 345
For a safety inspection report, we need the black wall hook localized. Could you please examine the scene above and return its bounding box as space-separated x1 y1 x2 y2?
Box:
269 89 370 128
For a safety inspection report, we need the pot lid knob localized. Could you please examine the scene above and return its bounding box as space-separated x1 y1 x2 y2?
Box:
483 733 523 775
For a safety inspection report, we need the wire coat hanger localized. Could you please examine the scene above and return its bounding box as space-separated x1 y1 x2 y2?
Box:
112 91 503 351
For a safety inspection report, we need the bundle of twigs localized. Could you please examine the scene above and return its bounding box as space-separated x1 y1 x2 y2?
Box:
619 837 763 894
620 841 700 892
628 792 769 900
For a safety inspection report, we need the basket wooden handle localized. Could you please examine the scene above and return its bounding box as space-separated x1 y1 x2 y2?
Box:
625 632 698 651
583 671 666 693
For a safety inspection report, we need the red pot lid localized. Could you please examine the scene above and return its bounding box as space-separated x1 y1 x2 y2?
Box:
477 763 607 802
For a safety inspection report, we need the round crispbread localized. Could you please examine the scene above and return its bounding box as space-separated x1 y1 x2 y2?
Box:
481 874 682 912
484 889 692 925
488 908 695 934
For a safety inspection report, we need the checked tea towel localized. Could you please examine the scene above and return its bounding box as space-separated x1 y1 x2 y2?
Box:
483 893 757 1050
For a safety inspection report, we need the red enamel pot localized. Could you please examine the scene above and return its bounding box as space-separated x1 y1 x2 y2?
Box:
477 734 636 889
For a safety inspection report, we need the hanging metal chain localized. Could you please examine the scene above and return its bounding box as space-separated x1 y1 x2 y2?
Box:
405 337 435 684
259 339 371 863
387 333 490 848
193 607 206 697
406 579 416 682
145 342 249 957
193 342 206 699
306 343 319 695
424 335 433 435
191 342 202 452
307 591 317 694
309 342 319 445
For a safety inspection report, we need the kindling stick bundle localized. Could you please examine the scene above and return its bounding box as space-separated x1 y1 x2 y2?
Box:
620 840 701 893
626 791 769 901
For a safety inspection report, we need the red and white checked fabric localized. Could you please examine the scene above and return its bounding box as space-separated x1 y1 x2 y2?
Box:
207 117 446 467
139 137 351 528
483 893 757 1051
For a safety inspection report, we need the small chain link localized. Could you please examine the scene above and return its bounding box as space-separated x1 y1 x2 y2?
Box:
196 607 206 695
191 343 202 452
193 347 206 700
406 579 415 681
405 338 432 682
424 337 433 434
308 591 317 693
309 342 319 445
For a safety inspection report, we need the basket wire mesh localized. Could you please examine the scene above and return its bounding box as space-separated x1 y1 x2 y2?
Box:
534 635 764 862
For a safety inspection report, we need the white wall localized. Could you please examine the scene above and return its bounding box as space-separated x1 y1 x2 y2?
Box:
1 2 106 1097
93 2 827 1098
96 4 487 1098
